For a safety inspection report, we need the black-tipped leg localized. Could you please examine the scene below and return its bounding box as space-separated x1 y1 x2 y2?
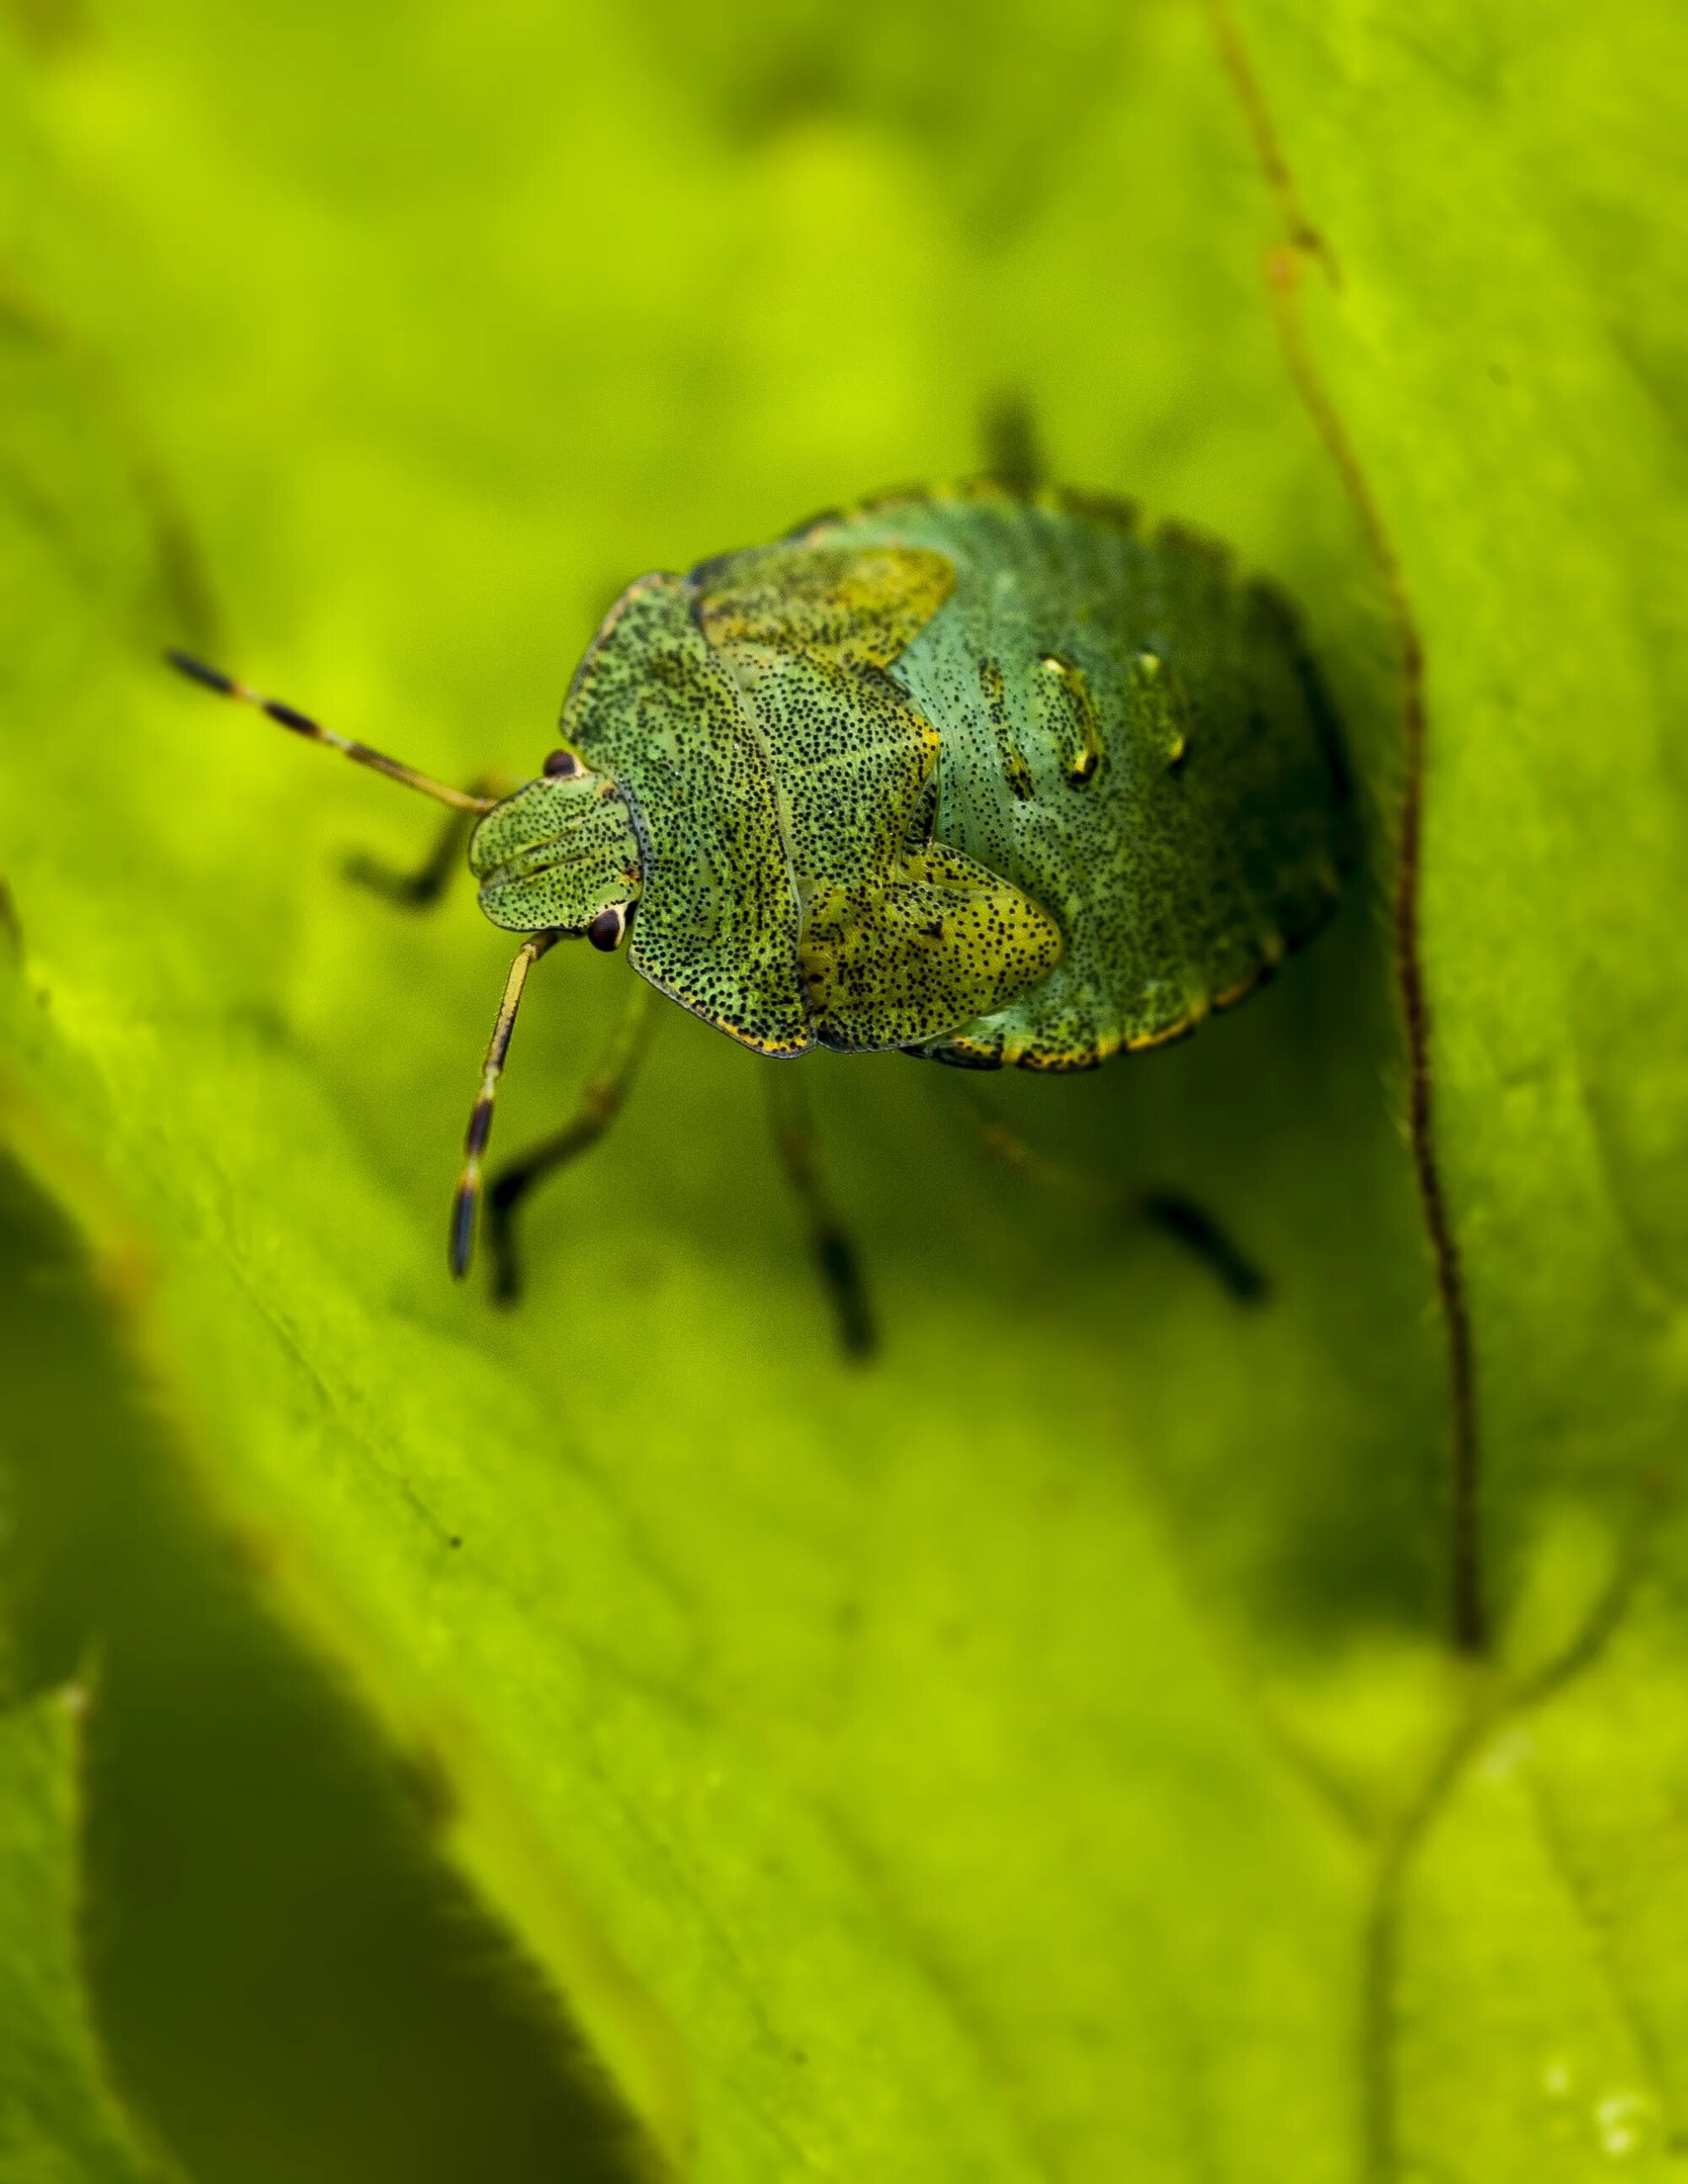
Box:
1138 1192 1268 1304
950 1086 1269 1306
482 976 657 1305
765 1064 877 1362
344 776 502 910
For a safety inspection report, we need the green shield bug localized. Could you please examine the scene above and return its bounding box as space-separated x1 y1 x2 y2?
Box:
168 478 1349 1352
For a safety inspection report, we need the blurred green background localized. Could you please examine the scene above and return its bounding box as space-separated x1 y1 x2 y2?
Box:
3 0 1686 2178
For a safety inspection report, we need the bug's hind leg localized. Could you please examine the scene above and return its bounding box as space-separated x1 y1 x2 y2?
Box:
955 1088 1268 1305
484 975 657 1305
764 1064 877 1362
1134 1193 1267 1304
345 775 506 909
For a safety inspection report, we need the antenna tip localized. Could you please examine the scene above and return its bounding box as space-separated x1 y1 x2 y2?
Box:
449 1176 479 1281
165 650 237 697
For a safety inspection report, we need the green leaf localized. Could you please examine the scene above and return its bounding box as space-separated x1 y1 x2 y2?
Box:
1223 0 1688 2169
0 1146 669 2184
0 1688 169 2184
1 0 1684 2176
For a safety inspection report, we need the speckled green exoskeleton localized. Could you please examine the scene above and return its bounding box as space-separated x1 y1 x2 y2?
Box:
169 477 1349 1354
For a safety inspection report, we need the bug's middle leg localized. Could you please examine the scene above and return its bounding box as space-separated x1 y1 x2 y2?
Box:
950 1084 1268 1303
764 1064 877 1361
345 774 506 909
484 973 657 1304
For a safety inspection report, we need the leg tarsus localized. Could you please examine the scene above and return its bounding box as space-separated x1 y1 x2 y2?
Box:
484 1112 598 1308
948 1084 1269 1306
815 1223 876 1361
479 976 656 1304
766 1067 879 1362
1138 1192 1269 1304
485 1168 534 1309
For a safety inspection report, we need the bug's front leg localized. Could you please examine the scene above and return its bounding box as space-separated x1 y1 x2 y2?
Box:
345 774 507 910
763 1062 877 1361
484 973 657 1304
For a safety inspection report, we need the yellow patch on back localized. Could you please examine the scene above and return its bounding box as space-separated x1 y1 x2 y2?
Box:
695 544 955 673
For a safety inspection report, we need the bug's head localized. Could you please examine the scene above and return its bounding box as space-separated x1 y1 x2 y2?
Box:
468 749 642 948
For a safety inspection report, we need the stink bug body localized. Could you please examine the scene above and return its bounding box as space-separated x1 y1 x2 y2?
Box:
170 478 1349 1349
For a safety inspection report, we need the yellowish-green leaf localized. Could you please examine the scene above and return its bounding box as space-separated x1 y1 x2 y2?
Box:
1 0 1684 2177
0 1688 169 2184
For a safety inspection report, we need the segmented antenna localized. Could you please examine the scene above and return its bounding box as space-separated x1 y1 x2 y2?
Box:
450 930 563 1279
165 651 497 814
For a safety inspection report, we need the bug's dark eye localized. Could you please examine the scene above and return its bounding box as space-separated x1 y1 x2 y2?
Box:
543 749 582 779
587 905 626 952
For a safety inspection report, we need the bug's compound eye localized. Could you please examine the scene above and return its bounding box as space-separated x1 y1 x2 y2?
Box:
543 748 584 779
587 903 630 952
